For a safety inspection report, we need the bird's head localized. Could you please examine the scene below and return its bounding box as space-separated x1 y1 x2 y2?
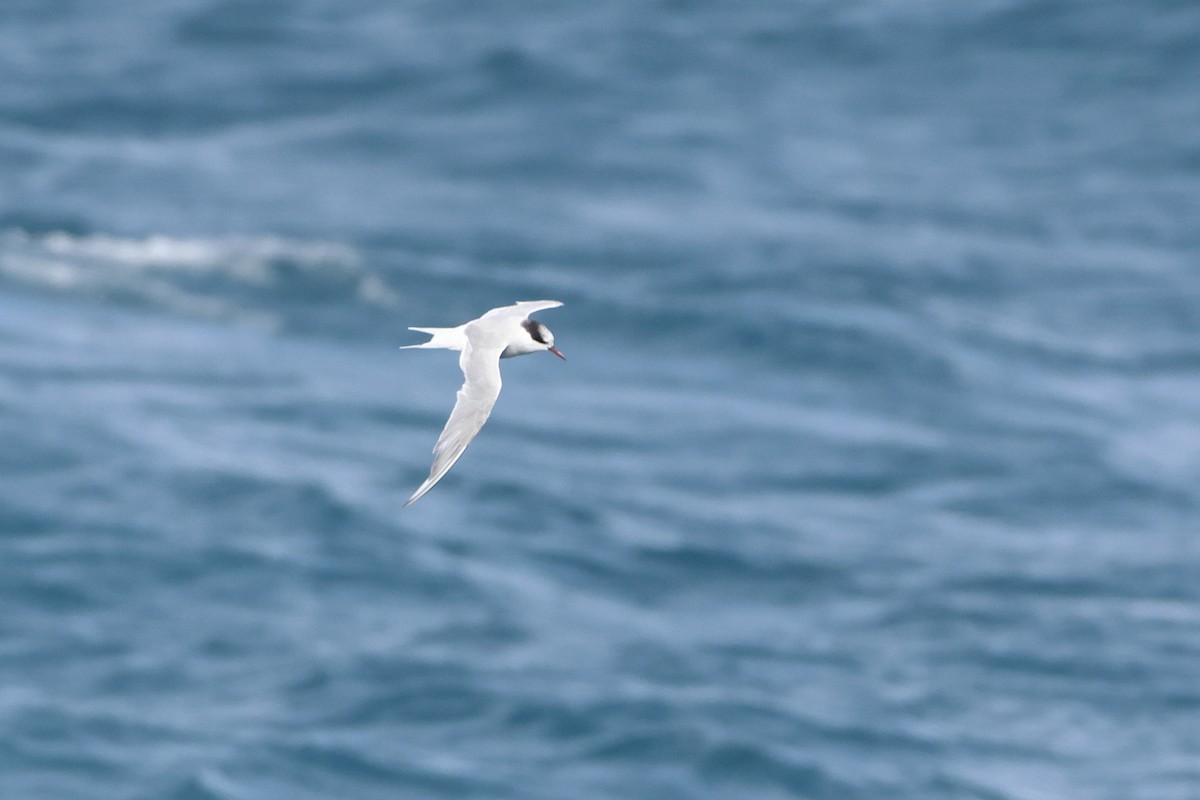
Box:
523 319 567 360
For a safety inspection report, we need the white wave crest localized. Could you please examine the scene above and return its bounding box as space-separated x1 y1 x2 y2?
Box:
0 228 402 320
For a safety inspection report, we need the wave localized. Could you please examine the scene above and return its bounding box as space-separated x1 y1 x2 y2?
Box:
0 228 402 326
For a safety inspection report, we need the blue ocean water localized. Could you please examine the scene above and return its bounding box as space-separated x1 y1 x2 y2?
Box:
2 1 1199 798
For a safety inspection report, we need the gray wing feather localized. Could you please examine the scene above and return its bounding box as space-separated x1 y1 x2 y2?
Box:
403 340 504 507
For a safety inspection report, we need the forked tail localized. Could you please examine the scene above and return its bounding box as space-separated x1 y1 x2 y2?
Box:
400 325 467 351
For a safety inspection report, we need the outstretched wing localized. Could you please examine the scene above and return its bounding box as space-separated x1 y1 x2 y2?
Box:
403 339 505 507
479 300 563 322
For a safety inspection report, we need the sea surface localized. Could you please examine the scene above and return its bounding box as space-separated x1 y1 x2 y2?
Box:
2 1 1199 798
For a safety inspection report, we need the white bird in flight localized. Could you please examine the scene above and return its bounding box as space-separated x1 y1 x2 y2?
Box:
401 300 566 507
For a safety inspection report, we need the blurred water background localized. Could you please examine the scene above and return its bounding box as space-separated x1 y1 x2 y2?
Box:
2 1 1199 798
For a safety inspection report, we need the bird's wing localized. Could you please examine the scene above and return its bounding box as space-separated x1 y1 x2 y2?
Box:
403 339 505 507
479 300 563 323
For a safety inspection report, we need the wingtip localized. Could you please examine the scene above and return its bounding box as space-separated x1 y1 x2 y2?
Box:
403 480 433 508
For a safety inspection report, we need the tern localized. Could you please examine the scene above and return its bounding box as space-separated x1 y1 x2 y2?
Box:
401 300 566 507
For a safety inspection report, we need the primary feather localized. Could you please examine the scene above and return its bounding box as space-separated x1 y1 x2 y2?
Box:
403 339 503 507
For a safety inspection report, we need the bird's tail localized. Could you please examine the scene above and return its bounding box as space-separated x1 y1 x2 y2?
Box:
401 325 467 351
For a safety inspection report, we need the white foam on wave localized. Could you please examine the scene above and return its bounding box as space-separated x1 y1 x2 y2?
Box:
0 228 403 321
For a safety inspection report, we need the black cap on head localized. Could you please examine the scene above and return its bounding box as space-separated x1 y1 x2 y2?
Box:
522 318 548 344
